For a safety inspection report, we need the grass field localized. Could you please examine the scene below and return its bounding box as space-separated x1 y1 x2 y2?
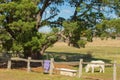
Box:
46 38 120 80
0 38 120 80
47 38 120 63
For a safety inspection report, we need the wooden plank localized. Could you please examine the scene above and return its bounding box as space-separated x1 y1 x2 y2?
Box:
7 58 11 70
27 57 31 72
82 62 112 66
113 61 117 80
54 61 112 66
78 59 83 78
56 68 77 72
49 58 54 75
11 58 43 63
11 58 27 62
30 60 43 62
56 68 77 77
54 62 79 65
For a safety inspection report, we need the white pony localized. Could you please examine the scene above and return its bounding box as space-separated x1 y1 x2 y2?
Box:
85 60 105 73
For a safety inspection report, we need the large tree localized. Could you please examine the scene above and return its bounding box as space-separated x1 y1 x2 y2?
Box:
0 0 62 58
59 0 120 47
0 0 120 59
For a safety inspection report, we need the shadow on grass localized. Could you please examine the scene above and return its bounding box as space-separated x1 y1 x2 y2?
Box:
44 51 111 63
44 51 112 70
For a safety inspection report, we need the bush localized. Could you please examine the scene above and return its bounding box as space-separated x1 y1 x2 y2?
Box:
77 40 87 48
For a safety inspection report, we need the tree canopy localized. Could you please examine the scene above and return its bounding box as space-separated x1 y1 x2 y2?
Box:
0 0 120 59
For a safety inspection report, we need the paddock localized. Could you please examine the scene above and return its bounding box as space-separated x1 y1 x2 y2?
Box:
47 58 118 80
0 57 120 80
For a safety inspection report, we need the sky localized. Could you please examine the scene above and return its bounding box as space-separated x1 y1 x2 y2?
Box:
39 4 75 32
57 4 75 19
38 3 118 33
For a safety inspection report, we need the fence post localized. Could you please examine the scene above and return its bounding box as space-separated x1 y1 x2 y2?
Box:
49 58 54 75
7 58 11 70
113 61 117 80
78 59 83 78
27 57 31 72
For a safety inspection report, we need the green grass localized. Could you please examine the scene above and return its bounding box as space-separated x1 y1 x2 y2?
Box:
0 42 120 80
47 46 120 63
46 44 120 80
0 69 82 80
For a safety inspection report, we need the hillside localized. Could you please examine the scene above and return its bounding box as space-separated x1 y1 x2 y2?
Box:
54 38 120 47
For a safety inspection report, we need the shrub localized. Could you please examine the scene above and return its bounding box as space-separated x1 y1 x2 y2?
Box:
77 40 87 48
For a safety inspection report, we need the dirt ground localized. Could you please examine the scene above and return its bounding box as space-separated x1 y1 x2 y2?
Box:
0 63 73 73
30 63 73 73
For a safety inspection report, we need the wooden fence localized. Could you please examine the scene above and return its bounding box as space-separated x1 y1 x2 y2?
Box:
7 57 43 72
6 57 119 80
49 58 118 80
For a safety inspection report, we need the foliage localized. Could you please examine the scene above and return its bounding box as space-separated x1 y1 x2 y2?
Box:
0 0 120 58
0 0 36 55
96 19 120 40
77 40 87 48
62 21 81 47
0 0 60 58
60 0 120 48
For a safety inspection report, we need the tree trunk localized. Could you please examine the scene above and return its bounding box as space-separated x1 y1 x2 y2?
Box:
40 45 48 55
24 49 43 59
66 35 73 46
36 0 51 30
66 39 71 46
24 48 32 58
36 11 42 30
31 52 43 59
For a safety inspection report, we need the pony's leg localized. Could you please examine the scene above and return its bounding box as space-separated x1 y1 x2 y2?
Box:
85 65 89 73
100 68 102 73
91 66 94 73
85 69 87 73
102 66 105 73
100 66 104 73
88 66 90 73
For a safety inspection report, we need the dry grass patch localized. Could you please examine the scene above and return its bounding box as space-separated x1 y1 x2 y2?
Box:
86 38 120 47
53 38 120 47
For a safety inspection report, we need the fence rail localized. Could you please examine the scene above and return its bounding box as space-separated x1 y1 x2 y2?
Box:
54 61 113 66
0 57 119 80
11 57 43 63
7 57 43 72
82 62 113 66
54 61 79 65
50 59 118 80
11 57 27 61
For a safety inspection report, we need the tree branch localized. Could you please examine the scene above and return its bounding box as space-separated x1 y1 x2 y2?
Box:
44 13 58 21
78 3 93 18
36 0 51 30
72 2 81 20
4 26 16 40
